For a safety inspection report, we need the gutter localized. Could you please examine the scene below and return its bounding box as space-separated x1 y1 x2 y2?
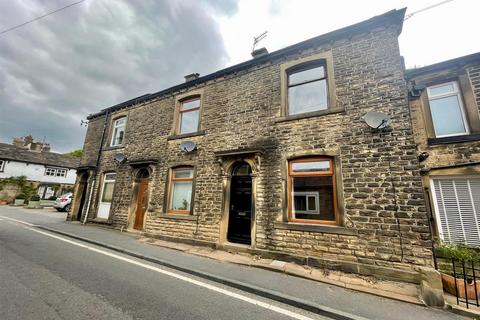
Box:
405 52 480 79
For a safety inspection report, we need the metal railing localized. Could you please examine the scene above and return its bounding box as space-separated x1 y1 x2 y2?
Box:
451 258 480 308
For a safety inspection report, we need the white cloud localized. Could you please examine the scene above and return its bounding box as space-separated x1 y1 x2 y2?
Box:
0 0 238 152
219 0 480 68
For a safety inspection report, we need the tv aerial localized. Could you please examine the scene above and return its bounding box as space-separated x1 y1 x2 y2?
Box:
180 141 197 153
362 111 391 131
252 31 268 52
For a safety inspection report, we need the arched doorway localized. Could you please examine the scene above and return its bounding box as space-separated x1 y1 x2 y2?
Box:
133 168 150 230
73 171 89 221
227 162 252 245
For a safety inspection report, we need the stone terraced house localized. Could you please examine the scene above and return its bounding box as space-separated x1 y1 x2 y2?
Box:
72 9 438 283
406 53 480 249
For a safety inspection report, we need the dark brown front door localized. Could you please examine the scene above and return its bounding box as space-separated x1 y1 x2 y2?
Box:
134 178 148 230
227 163 252 245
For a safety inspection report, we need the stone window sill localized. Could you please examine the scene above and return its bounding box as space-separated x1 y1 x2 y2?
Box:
275 107 345 123
274 222 357 235
157 213 197 221
167 130 205 141
428 133 480 145
102 145 125 151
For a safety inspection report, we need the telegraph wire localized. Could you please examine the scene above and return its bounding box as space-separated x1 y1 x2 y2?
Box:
0 0 87 36
404 0 454 21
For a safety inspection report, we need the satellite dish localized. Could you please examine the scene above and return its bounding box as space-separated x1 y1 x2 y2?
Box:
362 111 391 130
180 141 197 153
113 154 127 164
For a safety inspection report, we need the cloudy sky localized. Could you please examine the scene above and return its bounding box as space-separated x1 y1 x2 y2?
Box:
0 0 478 153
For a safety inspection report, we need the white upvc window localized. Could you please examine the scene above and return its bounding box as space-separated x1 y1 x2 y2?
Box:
427 81 469 138
430 176 480 247
110 117 126 147
0 159 5 172
45 167 67 177
293 192 320 215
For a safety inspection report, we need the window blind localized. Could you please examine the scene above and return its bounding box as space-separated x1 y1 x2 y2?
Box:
432 177 480 247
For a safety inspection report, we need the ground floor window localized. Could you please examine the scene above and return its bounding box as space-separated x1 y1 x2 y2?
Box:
37 185 57 199
168 167 194 214
288 157 338 224
431 177 480 247
0 159 5 172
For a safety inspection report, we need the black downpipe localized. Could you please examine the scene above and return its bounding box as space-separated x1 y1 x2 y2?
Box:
96 111 110 169
83 112 110 224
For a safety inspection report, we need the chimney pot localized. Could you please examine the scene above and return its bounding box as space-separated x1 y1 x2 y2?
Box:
184 73 200 82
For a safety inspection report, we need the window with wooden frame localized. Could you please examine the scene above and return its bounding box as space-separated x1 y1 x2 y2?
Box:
426 81 469 138
288 157 338 224
287 61 329 116
177 97 201 134
110 117 126 147
168 167 194 214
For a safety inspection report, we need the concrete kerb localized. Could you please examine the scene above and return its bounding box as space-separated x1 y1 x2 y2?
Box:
34 225 368 320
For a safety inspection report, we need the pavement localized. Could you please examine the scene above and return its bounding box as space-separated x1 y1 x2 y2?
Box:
0 206 471 320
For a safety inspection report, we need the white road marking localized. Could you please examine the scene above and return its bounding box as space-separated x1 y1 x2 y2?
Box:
0 215 35 226
21 225 317 320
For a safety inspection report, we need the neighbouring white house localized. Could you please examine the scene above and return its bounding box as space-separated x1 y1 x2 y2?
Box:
0 136 79 201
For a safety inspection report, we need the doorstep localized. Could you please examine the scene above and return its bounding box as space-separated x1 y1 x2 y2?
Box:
139 236 423 306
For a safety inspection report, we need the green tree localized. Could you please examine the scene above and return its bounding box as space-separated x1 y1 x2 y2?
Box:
64 149 83 157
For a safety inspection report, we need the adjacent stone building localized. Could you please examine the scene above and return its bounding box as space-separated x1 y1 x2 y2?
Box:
0 136 78 202
73 9 435 283
406 53 480 248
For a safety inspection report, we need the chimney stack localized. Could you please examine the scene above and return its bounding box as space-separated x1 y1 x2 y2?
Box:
251 47 268 59
184 73 200 82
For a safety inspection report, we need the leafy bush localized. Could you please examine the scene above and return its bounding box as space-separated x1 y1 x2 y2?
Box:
48 196 57 200
439 242 480 262
0 176 27 191
15 194 26 200
30 195 40 201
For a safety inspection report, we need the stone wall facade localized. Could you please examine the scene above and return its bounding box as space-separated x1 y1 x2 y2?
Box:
407 54 480 245
75 10 434 281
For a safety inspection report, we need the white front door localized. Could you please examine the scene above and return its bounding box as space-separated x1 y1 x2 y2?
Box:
97 173 116 219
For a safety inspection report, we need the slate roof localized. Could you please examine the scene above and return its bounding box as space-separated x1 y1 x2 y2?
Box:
87 8 406 120
405 52 480 79
0 143 79 169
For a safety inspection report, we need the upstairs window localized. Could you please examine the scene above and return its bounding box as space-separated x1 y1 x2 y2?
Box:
178 97 201 134
288 158 338 224
45 167 67 177
427 81 469 138
111 117 126 147
168 167 194 214
288 63 328 115
0 159 4 172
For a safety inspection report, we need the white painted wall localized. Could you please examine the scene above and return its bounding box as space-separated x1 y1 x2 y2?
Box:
0 160 76 184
